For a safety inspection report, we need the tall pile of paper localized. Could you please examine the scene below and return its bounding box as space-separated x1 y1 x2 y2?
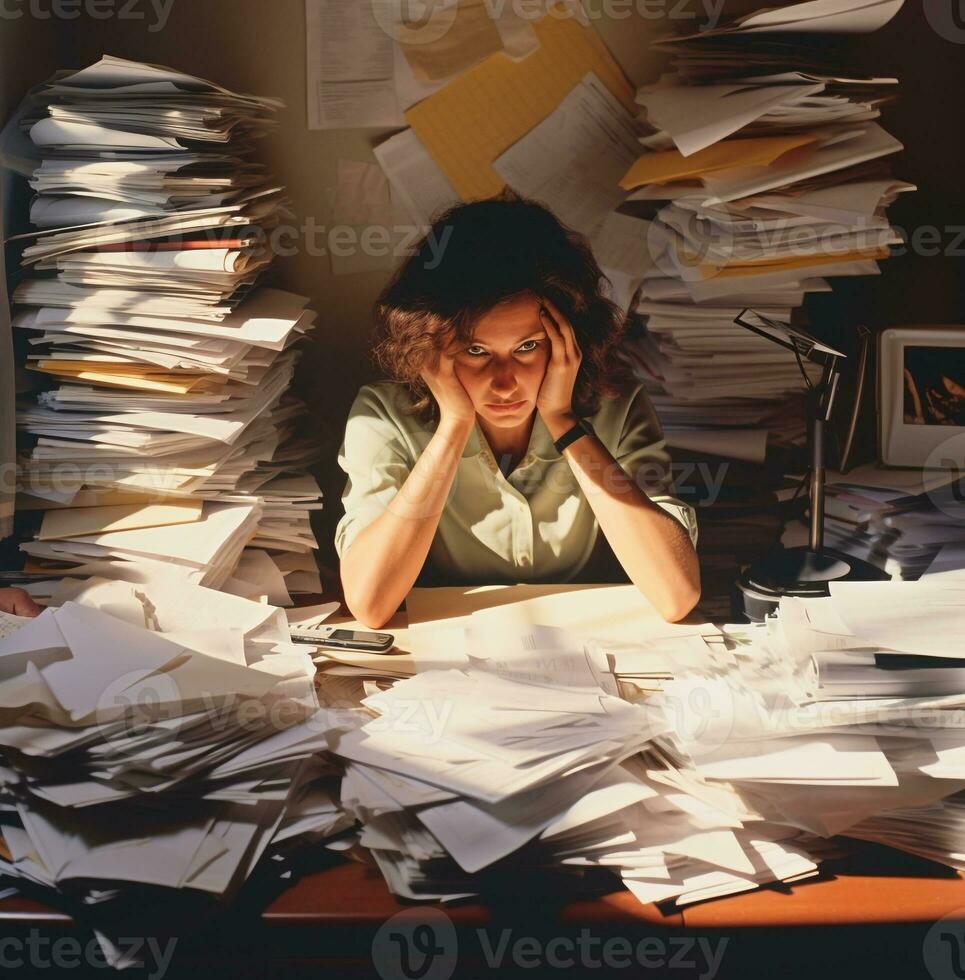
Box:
0 573 353 964
616 0 910 610
5 57 323 594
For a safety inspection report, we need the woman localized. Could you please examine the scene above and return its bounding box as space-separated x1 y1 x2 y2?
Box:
335 193 700 628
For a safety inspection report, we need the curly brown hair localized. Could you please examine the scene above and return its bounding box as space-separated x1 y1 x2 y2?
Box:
371 189 635 427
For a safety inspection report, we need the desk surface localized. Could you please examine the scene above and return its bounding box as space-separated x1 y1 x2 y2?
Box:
3 854 965 930
258 855 965 930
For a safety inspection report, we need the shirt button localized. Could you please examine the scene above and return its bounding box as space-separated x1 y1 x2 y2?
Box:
519 553 531 566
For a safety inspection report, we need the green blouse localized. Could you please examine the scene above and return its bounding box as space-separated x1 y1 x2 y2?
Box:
334 380 698 585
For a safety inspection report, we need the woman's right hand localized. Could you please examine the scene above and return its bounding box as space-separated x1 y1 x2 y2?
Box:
420 351 476 428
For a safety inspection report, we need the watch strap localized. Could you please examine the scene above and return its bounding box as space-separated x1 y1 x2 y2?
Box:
553 418 593 454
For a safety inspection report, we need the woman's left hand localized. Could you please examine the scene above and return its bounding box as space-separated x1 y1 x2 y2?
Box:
536 298 582 436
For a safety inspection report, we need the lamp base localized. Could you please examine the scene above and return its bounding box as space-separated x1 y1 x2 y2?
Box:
733 545 891 622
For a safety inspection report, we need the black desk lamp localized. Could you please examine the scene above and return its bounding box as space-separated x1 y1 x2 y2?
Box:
732 309 889 622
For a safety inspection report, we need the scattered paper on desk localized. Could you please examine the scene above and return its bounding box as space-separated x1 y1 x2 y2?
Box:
0 611 32 639
287 601 341 631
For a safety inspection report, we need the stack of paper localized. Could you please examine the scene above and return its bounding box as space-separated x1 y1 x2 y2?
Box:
779 465 965 581
0 573 355 961
658 0 904 56
19 497 263 590
613 0 908 611
667 582 965 848
6 57 322 595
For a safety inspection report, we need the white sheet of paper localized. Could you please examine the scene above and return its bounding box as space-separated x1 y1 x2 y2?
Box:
373 127 460 226
306 0 406 129
287 603 341 631
493 72 642 240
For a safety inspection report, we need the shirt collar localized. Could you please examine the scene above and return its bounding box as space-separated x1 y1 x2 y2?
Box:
461 413 561 464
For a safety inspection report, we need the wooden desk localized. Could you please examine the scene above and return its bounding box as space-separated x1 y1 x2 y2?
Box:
3 846 963 930
259 853 965 931
2 852 964 980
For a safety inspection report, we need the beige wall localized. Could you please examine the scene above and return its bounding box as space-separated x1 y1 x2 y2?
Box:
0 13 58 120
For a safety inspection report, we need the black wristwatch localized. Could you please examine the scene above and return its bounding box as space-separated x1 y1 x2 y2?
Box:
553 417 595 454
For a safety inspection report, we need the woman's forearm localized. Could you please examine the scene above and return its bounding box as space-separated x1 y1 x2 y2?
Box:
340 418 473 627
546 415 701 622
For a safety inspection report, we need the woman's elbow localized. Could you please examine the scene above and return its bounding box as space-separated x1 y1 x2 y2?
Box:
340 584 392 630
341 573 397 629
660 587 701 622
354 607 392 630
648 574 701 623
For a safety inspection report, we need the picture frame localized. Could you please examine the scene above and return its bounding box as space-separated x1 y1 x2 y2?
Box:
879 326 965 468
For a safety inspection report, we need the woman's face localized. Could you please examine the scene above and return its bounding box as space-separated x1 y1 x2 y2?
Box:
450 294 550 430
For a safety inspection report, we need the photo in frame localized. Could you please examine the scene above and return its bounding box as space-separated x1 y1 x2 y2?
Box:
879 326 965 468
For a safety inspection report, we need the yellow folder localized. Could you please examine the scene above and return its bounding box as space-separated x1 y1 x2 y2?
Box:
618 133 823 191
696 245 892 281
